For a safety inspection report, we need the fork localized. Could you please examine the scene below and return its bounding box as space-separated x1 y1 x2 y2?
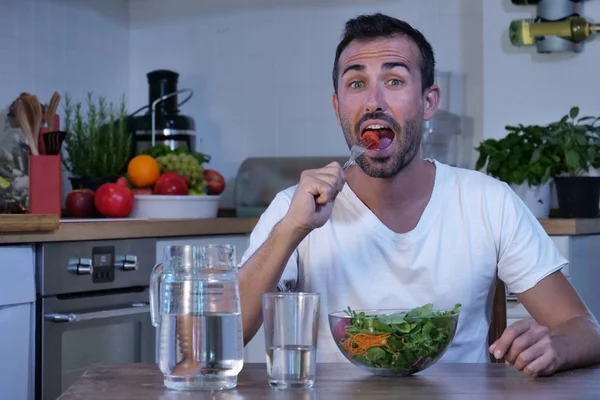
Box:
342 141 373 170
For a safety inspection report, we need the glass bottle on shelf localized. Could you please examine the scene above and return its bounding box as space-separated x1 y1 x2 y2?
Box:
509 16 600 46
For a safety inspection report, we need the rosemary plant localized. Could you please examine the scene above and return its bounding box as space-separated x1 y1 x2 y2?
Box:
62 92 132 180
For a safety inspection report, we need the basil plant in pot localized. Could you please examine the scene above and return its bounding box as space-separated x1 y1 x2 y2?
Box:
475 123 558 218
538 107 600 218
62 92 132 191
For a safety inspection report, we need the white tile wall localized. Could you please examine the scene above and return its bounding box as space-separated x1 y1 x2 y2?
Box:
3 0 598 207
129 0 484 206
482 0 600 141
0 0 130 108
0 0 130 201
0 0 483 205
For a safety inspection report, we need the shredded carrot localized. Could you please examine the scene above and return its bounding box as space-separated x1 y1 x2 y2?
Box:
340 333 391 356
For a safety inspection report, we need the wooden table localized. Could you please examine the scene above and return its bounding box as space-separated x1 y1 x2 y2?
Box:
57 362 600 399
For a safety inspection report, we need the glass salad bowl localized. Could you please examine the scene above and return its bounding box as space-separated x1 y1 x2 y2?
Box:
328 303 461 377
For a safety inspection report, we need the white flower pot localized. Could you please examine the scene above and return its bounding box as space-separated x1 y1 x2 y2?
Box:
510 181 552 219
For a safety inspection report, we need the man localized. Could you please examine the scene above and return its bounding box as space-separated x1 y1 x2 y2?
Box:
237 13 600 376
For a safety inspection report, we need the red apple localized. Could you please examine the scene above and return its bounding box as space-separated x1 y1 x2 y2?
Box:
153 172 189 195
66 189 96 218
204 169 225 195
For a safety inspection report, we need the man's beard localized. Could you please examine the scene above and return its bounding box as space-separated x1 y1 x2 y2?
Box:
340 111 423 178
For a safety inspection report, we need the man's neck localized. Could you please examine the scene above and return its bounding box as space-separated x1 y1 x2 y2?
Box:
345 157 436 214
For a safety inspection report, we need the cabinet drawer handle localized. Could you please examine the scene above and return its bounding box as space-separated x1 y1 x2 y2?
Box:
44 303 149 323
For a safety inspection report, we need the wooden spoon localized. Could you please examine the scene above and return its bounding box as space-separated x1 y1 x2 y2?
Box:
46 92 61 131
22 95 42 153
29 96 42 150
14 99 39 156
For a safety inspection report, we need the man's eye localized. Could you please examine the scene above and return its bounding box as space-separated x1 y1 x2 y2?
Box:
349 81 364 89
387 79 402 86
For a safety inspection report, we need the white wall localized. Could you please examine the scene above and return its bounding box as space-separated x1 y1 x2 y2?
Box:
0 0 130 200
0 0 130 109
129 0 484 206
483 0 600 140
4 0 597 206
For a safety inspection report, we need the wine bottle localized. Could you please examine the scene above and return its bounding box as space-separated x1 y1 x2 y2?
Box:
509 16 600 46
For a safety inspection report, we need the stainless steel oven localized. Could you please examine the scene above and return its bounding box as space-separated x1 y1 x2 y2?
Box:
35 238 157 400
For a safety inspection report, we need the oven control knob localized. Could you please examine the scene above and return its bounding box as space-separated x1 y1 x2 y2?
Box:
67 258 93 275
115 255 138 271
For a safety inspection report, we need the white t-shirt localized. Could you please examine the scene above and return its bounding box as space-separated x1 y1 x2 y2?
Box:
240 159 568 364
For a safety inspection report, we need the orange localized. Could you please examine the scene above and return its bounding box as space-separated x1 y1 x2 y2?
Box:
127 155 161 188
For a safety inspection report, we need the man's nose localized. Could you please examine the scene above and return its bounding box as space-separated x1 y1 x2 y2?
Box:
365 85 385 113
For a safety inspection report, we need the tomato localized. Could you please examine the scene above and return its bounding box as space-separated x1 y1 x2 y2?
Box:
362 131 380 150
94 179 135 218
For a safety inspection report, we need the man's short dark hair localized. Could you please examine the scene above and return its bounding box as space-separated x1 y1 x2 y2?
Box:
332 13 436 94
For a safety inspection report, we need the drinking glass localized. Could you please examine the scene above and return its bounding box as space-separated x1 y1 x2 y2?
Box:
261 292 321 389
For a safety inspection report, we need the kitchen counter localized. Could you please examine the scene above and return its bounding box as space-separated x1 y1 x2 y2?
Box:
538 218 600 236
2 214 600 244
0 217 259 244
58 362 600 399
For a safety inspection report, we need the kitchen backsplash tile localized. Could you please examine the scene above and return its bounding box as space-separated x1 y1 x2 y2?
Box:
0 0 130 110
0 0 130 202
1 0 483 207
129 0 478 207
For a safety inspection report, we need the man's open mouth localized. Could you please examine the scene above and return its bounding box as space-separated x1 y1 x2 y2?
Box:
360 121 395 151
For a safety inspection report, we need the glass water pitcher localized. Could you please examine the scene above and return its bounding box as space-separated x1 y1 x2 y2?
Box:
150 244 244 391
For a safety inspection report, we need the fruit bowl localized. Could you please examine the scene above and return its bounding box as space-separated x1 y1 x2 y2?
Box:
129 194 221 219
328 304 460 377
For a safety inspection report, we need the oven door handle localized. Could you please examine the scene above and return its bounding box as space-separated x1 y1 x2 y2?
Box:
44 302 150 323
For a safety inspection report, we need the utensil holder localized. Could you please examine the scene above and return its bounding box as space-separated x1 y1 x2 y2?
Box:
38 114 61 155
29 155 62 216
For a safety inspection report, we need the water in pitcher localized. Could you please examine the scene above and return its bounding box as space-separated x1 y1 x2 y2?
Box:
159 312 244 390
151 244 244 391
266 345 317 388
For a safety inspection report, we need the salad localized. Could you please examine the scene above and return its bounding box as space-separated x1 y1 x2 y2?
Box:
335 303 461 373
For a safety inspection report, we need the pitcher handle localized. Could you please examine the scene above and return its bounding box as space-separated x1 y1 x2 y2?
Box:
149 261 164 327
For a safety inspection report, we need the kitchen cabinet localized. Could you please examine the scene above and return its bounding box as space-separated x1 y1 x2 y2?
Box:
0 245 36 400
506 235 600 325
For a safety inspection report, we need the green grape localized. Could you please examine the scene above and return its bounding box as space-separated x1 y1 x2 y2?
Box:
155 152 207 194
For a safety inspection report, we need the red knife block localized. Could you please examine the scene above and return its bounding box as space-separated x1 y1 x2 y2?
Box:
29 155 62 216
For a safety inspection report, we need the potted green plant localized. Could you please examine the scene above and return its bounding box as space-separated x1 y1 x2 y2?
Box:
537 107 600 218
475 123 558 218
62 92 132 191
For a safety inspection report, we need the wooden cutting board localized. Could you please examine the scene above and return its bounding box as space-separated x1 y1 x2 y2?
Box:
0 214 60 233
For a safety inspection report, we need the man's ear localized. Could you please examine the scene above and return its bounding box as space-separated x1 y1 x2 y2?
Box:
332 92 341 126
423 84 440 121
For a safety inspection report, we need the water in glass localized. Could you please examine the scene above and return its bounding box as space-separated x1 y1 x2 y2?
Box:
150 244 244 391
266 345 317 388
262 292 320 389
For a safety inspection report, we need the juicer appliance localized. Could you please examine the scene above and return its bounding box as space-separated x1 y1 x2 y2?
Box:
127 70 197 154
